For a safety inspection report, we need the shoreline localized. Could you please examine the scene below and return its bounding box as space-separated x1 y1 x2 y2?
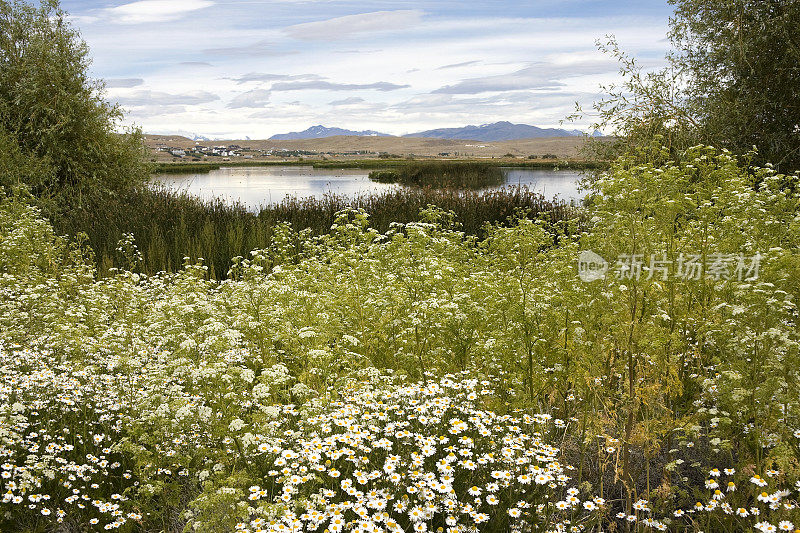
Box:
151 158 608 175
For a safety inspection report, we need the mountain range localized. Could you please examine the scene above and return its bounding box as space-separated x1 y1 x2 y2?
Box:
267 122 599 142
269 125 392 140
403 121 589 141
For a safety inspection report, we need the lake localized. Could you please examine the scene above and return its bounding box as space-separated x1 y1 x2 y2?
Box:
153 166 586 211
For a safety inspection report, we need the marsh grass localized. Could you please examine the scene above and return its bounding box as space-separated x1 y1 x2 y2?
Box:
152 162 221 174
151 158 607 174
50 184 576 278
368 162 505 189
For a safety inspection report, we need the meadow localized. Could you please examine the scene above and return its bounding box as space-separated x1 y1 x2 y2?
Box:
2 146 799 532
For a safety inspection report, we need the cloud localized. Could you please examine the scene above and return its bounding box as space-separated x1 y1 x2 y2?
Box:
334 49 383 54
230 73 323 84
329 97 365 106
180 61 213 67
228 89 272 109
432 60 615 94
67 14 100 26
391 91 587 115
271 80 409 92
114 90 219 107
203 39 293 58
285 10 424 41
437 61 481 70
105 78 144 88
127 104 188 117
106 0 214 24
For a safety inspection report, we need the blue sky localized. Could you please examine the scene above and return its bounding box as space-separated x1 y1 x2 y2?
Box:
63 0 674 138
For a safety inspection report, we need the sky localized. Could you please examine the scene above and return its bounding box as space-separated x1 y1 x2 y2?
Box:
62 0 674 139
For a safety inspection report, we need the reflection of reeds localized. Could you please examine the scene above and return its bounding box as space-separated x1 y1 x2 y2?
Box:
50 185 576 278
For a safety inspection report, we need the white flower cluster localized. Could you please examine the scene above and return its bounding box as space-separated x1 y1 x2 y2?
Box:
0 345 140 529
670 469 800 532
235 375 601 533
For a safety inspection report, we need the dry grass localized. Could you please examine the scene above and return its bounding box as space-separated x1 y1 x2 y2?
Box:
144 134 588 160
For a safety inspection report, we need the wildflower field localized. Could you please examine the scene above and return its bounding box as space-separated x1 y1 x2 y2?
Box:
1 147 799 532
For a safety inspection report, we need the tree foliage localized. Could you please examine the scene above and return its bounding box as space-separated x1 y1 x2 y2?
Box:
578 1 800 171
570 36 699 165
0 0 147 201
670 0 800 171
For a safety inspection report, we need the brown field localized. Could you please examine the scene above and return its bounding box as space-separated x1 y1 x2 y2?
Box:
144 134 589 162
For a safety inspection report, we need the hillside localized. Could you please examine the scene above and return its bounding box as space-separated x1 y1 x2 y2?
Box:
403 121 584 141
143 134 590 160
262 122 594 142
269 125 392 140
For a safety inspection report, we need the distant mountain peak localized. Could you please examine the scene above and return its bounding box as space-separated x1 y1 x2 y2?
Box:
403 121 587 141
269 125 391 140
149 130 216 141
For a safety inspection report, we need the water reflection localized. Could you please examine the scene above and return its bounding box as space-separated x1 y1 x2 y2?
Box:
153 166 585 211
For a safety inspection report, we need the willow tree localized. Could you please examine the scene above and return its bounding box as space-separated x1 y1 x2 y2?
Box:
0 0 147 202
670 0 800 172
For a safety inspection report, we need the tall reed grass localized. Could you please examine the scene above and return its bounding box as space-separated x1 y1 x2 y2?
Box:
368 162 504 189
152 162 220 174
50 185 578 278
152 159 607 174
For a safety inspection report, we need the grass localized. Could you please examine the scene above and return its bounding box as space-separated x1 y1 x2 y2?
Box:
152 162 221 174
368 162 505 189
50 184 578 278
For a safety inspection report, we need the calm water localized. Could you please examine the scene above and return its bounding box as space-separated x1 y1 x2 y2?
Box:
153 166 585 211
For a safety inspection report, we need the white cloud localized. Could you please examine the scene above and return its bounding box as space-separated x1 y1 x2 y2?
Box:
285 10 424 41
271 80 409 92
432 59 618 94
228 89 272 109
203 39 294 58
114 90 219 106
105 78 144 88
329 97 365 106
231 73 322 84
107 0 214 24
437 61 482 70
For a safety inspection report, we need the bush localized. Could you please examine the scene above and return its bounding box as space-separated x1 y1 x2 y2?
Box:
50 185 575 277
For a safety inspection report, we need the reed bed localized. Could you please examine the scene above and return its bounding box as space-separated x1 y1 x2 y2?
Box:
151 159 607 174
50 185 578 278
152 162 221 174
368 162 504 189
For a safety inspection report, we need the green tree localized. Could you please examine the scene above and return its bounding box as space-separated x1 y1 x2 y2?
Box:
570 36 699 165
0 0 147 202
578 1 800 171
670 0 800 172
